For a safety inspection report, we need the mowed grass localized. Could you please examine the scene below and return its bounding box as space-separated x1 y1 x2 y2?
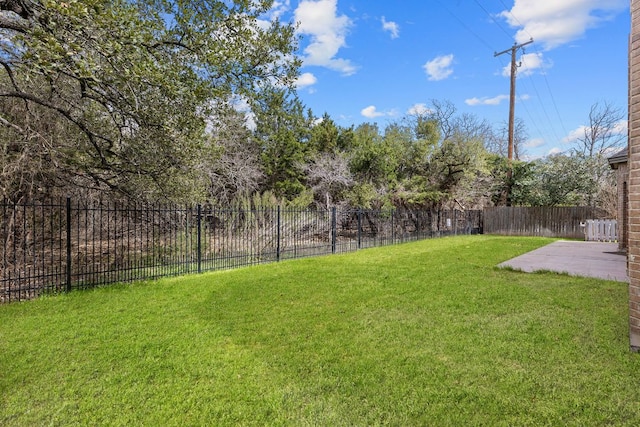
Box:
1 235 639 426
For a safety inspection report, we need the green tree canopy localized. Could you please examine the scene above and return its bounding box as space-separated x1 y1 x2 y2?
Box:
252 86 312 201
0 0 299 202
516 154 597 206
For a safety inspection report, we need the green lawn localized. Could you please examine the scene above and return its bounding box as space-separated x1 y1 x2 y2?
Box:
1 235 639 426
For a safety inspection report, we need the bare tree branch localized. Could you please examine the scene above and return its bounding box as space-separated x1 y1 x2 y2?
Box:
0 90 113 164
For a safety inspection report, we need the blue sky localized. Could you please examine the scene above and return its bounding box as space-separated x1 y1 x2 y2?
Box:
264 0 629 159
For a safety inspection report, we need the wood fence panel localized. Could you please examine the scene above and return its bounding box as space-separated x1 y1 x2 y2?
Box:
483 206 609 239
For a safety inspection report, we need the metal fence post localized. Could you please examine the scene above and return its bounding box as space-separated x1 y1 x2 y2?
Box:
391 210 395 244
454 209 458 236
197 204 202 274
65 197 72 293
276 205 281 262
357 209 362 249
331 207 337 254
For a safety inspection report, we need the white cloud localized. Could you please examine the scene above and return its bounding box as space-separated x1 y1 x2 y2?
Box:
423 54 454 81
614 119 629 135
562 125 588 143
257 0 291 29
267 0 290 19
226 95 257 131
295 0 357 75
361 105 384 118
502 52 552 77
295 72 318 89
500 0 628 50
407 103 431 116
381 16 399 39
465 95 509 106
524 138 545 148
360 105 397 119
548 147 563 155
563 119 629 143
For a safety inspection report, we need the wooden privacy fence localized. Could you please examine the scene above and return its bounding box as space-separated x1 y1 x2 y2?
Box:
483 206 609 239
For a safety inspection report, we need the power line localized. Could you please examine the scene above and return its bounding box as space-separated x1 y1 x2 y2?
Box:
518 57 565 145
435 0 566 154
472 0 513 39
496 0 570 140
494 39 534 162
471 1 559 145
494 39 533 205
433 0 497 53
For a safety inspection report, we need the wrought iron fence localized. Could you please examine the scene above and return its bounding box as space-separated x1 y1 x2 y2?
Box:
0 198 482 302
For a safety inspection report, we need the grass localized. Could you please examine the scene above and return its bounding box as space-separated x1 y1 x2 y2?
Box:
1 235 639 426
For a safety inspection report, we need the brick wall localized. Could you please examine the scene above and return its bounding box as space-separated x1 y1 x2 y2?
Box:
629 0 640 351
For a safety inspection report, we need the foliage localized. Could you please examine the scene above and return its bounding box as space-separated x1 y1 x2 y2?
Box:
569 101 626 208
0 3 622 217
488 117 529 160
510 154 598 206
304 151 353 209
487 155 535 206
309 112 340 154
252 86 312 201
0 0 299 202
203 106 263 206
2 236 640 425
391 110 489 209
343 182 380 209
348 122 397 187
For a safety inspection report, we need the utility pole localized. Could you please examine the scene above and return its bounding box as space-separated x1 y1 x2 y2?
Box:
494 38 533 205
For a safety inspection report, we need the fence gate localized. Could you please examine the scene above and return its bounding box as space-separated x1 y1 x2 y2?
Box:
582 219 618 242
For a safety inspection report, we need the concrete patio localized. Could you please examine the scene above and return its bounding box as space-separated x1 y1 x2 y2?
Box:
498 240 628 283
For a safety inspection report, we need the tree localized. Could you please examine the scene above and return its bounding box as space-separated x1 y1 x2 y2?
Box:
487 117 528 160
252 86 312 200
202 106 263 206
486 155 535 206
304 152 353 209
572 101 626 206
574 101 626 158
309 112 340 154
426 131 487 207
394 105 490 209
388 116 441 208
304 114 358 208
518 154 597 206
344 123 397 208
348 122 398 187
0 0 299 202
428 99 457 141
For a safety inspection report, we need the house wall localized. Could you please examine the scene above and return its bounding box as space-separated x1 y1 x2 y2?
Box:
629 0 640 351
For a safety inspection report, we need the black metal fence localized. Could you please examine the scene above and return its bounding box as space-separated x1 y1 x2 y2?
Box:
0 199 483 302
